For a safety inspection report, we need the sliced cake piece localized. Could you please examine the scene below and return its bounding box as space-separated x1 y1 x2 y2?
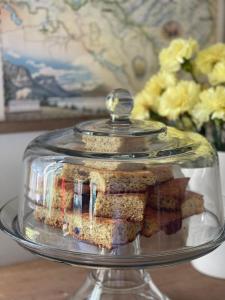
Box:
66 212 141 249
60 163 90 182
90 169 155 193
48 180 74 210
34 205 65 228
149 166 174 184
82 135 147 153
142 209 182 237
34 206 141 249
93 192 147 222
85 161 149 171
85 162 173 176
142 191 204 237
147 178 189 211
181 191 204 217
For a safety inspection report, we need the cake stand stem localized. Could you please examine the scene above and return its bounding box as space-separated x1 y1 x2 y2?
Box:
70 268 171 300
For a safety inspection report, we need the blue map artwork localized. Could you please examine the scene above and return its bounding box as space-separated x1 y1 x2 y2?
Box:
0 0 219 114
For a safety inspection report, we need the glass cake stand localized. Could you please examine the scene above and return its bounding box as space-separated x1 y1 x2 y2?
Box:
1 198 224 300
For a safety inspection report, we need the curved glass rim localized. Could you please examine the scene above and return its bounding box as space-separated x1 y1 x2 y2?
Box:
1 198 224 269
74 118 167 137
27 127 200 162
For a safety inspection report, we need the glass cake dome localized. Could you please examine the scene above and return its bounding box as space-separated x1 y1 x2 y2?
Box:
1 89 224 299
13 88 224 265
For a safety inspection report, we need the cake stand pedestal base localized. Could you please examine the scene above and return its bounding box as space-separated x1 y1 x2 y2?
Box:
71 269 170 300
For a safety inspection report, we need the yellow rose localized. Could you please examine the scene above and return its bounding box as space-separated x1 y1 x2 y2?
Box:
158 81 200 120
194 43 225 85
192 86 225 128
159 38 198 72
133 71 176 114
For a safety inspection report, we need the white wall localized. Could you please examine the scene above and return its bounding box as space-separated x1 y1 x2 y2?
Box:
0 131 44 266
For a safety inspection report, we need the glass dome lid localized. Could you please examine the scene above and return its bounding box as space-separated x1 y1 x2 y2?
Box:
2 87 223 272
27 88 215 165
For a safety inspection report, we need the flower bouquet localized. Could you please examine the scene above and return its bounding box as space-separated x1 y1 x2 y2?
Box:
132 39 225 151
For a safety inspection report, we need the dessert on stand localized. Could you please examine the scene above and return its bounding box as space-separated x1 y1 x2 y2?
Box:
0 89 224 300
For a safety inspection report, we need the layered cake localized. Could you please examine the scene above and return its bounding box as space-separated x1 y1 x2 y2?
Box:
31 161 205 249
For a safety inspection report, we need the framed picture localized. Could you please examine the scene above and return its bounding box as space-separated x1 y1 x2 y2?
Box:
0 0 223 125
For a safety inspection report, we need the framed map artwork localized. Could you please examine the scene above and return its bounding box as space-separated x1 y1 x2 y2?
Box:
0 0 223 122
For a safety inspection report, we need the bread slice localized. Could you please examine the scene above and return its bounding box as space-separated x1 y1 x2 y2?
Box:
142 191 204 237
34 206 141 249
90 167 173 194
94 192 147 222
147 178 189 211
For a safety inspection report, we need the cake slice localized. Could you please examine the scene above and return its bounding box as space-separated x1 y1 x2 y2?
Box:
36 179 148 220
85 161 149 171
82 135 147 153
66 213 141 249
90 167 173 194
34 205 65 228
142 191 204 237
34 206 141 249
147 178 189 211
90 169 154 193
142 209 182 237
84 161 173 175
60 163 90 182
93 192 147 222
181 191 204 217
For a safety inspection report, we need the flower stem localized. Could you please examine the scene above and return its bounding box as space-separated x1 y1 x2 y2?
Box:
212 119 224 151
182 60 198 83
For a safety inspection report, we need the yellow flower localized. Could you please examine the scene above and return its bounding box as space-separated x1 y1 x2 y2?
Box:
192 86 225 128
194 43 225 85
208 61 225 85
158 81 200 120
132 71 176 114
146 71 177 99
159 38 198 72
131 103 150 120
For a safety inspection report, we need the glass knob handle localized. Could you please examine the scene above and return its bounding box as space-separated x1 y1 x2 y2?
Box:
105 88 134 122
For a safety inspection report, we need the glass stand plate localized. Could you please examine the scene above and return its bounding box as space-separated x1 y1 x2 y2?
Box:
0 198 225 300
1 199 224 269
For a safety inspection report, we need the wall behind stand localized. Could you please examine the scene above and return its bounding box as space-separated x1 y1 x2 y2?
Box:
0 131 44 266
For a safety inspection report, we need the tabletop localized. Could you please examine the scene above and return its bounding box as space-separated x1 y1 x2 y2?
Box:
0 259 224 300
